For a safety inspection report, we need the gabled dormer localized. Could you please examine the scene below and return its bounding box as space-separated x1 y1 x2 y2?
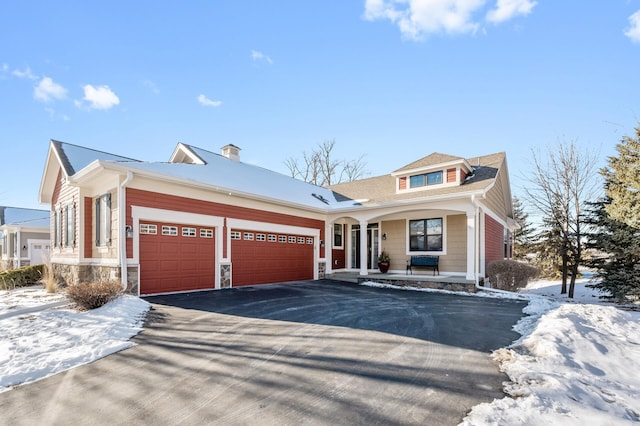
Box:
391 153 473 194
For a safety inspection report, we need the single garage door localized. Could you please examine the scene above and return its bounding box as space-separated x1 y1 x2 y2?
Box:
231 229 314 286
139 221 215 295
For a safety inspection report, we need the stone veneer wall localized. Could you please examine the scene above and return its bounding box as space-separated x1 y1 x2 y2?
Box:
52 263 139 295
318 261 326 279
220 263 231 288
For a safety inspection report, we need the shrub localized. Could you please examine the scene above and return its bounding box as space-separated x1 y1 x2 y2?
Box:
0 264 44 290
67 280 123 311
487 260 540 292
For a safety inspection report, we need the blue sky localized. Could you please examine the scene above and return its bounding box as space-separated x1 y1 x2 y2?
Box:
1 1 639 211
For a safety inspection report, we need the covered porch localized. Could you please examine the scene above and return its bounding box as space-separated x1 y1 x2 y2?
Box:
326 271 479 293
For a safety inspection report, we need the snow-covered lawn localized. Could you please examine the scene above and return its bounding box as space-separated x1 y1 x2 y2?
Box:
1 279 639 425
0 285 149 393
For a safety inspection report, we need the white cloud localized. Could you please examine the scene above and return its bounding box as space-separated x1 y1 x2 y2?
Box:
34 77 67 102
364 0 536 40
143 79 160 94
625 10 640 43
486 0 536 23
78 84 120 110
13 66 37 80
251 50 273 64
197 94 222 107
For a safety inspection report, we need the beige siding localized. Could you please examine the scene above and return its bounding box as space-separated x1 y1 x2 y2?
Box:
440 214 466 273
379 219 405 271
484 170 507 220
52 176 80 260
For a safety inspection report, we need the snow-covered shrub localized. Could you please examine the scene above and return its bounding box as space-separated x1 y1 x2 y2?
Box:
67 280 123 311
487 260 540 291
0 264 44 290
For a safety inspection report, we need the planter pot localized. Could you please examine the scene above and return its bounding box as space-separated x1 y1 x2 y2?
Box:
378 262 390 273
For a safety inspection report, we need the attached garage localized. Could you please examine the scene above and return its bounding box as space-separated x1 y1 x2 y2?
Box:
231 229 314 286
139 221 215 295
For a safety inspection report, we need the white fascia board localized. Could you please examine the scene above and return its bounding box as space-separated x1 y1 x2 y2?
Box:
390 159 470 177
168 143 206 164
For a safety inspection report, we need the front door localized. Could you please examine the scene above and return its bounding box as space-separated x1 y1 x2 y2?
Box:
351 224 379 269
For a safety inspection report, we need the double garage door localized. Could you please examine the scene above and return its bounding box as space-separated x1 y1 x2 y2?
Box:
139 222 315 294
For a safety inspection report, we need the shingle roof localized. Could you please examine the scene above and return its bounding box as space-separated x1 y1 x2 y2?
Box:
329 152 505 204
393 153 465 173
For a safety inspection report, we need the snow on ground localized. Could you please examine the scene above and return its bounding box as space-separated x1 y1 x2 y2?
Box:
0 286 149 393
1 280 639 425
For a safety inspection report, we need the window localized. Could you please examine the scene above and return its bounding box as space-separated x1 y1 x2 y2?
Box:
409 171 443 188
256 233 266 241
53 208 62 248
95 194 112 246
298 237 305 244
230 231 241 240
268 234 277 242
140 224 157 235
243 232 254 241
409 218 443 252
278 235 287 243
182 227 196 237
162 226 178 236
306 237 314 244
65 203 75 248
288 236 296 243
427 171 443 185
200 229 213 238
333 224 343 248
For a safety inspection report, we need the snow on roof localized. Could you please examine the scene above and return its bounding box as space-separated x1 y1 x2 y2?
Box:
0 206 50 228
52 140 140 176
94 144 357 210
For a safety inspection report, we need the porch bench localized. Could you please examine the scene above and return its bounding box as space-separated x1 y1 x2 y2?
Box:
406 255 439 276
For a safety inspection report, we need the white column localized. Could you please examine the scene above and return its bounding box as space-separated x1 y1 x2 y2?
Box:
324 222 333 275
359 220 368 276
466 212 475 280
16 229 22 268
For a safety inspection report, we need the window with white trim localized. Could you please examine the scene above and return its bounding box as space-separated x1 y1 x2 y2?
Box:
288 236 296 243
231 231 241 240
162 225 178 236
140 224 157 235
409 171 443 188
243 232 254 241
268 234 277 242
53 208 62 248
182 227 196 237
65 203 75 248
200 229 213 238
278 235 287 243
256 233 266 241
95 193 112 247
333 223 343 248
297 237 305 244
306 237 314 244
409 218 443 252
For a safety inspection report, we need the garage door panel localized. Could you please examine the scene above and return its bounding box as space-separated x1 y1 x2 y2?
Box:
140 221 215 295
231 229 313 287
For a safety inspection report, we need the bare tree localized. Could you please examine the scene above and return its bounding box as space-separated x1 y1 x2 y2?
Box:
525 141 600 298
285 139 367 186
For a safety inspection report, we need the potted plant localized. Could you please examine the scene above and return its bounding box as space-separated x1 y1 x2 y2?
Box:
378 251 390 273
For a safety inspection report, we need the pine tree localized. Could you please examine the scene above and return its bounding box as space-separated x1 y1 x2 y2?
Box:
512 196 535 260
603 126 640 229
585 198 640 302
586 126 640 301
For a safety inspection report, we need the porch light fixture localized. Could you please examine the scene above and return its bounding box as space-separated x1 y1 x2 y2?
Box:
382 233 387 240
125 225 133 239
320 240 325 247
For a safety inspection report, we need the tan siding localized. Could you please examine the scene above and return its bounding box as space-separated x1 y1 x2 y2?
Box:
51 169 80 260
441 214 466 273
379 220 405 271
484 171 507 220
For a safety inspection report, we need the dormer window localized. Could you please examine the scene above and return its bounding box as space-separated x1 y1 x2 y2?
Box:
409 171 443 188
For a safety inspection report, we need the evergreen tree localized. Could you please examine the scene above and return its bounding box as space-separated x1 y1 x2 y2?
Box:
603 125 640 229
512 196 535 260
585 197 640 302
531 213 564 280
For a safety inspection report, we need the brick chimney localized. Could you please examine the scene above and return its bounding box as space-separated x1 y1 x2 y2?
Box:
221 144 241 162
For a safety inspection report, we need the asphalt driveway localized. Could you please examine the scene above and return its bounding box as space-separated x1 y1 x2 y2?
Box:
0 280 527 425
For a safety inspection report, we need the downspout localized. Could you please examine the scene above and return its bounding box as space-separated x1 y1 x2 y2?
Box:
119 172 134 290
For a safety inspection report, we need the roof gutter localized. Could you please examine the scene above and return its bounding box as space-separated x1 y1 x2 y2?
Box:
119 171 134 290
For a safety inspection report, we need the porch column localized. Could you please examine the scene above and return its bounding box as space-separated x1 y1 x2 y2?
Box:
466 212 475 280
324 222 333 275
16 229 21 268
359 219 368 276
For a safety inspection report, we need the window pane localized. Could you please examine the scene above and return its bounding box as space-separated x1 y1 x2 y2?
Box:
427 235 442 251
427 171 443 185
409 175 425 188
426 218 442 234
333 224 343 247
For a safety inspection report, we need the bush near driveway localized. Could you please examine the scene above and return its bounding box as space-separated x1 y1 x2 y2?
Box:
487 260 540 291
0 264 44 290
67 280 123 311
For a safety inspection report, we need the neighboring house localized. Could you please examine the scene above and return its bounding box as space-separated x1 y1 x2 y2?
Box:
0 206 51 271
39 139 515 295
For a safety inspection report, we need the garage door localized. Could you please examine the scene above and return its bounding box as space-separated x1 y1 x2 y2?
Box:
139 221 215 295
231 230 314 286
